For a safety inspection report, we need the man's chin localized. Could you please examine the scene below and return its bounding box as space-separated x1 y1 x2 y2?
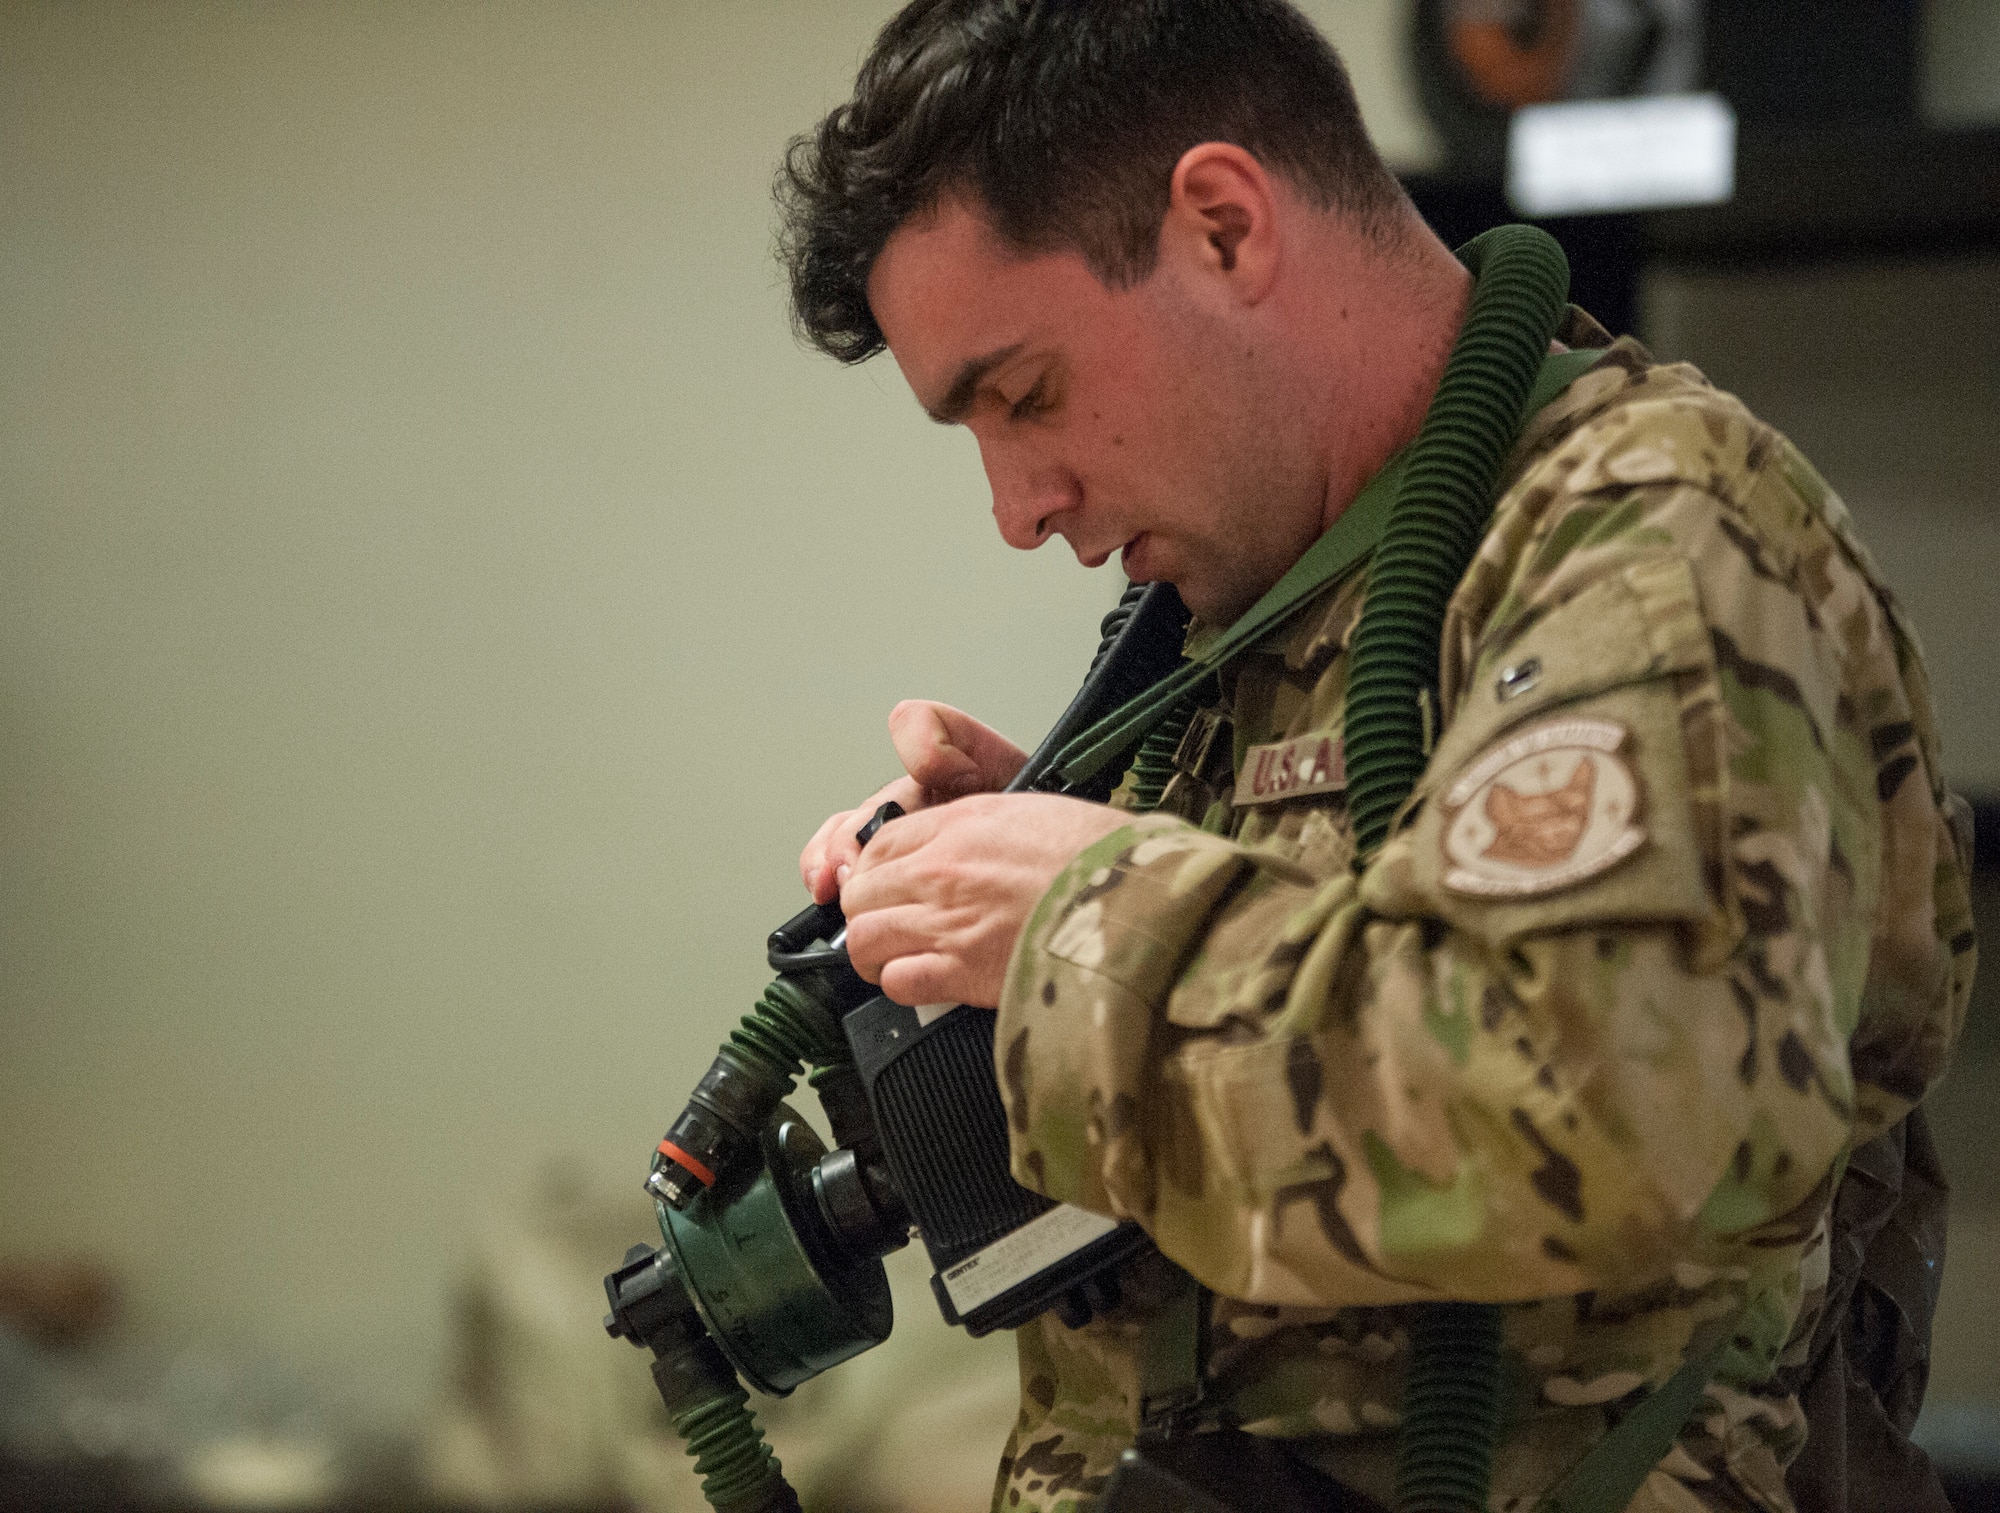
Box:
1115 546 1253 625
1159 579 1251 627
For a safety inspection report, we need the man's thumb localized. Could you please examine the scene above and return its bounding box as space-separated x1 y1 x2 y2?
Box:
889 701 984 795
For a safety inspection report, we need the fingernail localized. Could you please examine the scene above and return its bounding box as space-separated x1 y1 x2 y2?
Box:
835 864 851 889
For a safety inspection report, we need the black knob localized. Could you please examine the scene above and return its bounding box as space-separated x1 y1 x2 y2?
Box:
855 801 905 849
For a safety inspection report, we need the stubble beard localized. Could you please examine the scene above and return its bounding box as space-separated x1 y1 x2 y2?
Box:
1142 280 1324 627
1187 371 1325 627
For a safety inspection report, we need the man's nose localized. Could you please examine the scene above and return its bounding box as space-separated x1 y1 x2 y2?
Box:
981 441 1076 551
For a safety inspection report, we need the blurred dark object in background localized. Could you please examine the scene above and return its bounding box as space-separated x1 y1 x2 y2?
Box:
1412 0 1925 175
1927 1407 2000 1513
1413 0 1704 178
1404 181 1645 336
1402 0 2000 341
0 1260 122 1354
1704 2 1919 127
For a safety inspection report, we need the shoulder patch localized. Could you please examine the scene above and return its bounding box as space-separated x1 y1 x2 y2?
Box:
1440 718 1644 897
1234 732 1345 807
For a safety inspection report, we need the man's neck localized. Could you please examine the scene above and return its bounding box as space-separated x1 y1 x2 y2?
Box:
1293 219 1473 533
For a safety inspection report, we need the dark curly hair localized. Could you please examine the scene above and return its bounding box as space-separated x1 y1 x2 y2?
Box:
777 0 1409 363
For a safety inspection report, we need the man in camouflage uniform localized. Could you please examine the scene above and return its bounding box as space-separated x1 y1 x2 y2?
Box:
783 3 1976 1511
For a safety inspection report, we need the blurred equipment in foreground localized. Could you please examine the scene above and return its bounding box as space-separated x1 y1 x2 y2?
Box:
0 1255 346 1509
0 1259 122 1354
422 1165 1017 1513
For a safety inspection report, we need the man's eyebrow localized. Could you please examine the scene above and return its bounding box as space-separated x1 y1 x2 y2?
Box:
923 342 1025 424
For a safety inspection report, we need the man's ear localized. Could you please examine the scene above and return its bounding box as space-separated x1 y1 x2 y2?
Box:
1161 143 1280 302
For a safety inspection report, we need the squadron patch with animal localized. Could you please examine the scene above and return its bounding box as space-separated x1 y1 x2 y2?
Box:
1439 717 1644 897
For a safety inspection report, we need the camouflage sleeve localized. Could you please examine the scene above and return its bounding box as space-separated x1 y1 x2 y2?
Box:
995 391 1974 1320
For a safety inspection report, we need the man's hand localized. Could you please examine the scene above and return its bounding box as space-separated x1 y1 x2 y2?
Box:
839 793 1127 1009
800 701 1030 904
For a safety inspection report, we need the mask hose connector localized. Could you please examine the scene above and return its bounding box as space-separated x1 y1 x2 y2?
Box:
649 974 856 1210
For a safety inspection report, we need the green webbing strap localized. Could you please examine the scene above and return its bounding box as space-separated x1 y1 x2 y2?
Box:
1535 1316 1740 1513
1052 345 1604 790
1134 1270 1207 1445
1052 451 1407 787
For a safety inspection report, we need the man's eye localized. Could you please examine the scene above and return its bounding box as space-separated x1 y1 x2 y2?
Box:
1009 379 1049 420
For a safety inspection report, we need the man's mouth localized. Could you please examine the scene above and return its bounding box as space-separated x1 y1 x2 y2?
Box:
1072 535 1131 571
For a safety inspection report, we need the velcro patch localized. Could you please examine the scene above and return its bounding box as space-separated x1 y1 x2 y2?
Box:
1233 732 1345 806
1440 717 1644 897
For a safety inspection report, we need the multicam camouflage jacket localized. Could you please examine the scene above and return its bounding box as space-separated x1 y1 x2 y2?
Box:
988 314 1978 1513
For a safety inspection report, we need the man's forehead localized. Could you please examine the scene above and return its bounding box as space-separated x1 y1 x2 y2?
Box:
868 200 1019 356
867 201 1101 411
869 195 1011 298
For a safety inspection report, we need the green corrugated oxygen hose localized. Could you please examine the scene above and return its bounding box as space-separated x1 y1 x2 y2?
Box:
1123 695 1196 811
1345 225 1572 859
729 976 849 1089
671 1372 797 1513
1341 226 1573 1513
1121 673 1219 813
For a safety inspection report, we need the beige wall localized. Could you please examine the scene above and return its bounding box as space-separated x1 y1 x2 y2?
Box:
0 0 1085 1428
